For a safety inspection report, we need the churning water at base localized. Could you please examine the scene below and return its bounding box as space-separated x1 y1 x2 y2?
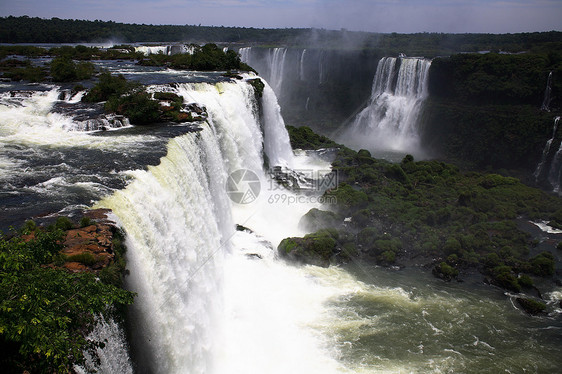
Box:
339 57 431 159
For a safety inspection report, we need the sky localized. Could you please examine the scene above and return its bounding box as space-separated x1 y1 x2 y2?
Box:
1 0 561 33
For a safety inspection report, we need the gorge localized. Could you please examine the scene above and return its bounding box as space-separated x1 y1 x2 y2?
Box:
1 40 562 373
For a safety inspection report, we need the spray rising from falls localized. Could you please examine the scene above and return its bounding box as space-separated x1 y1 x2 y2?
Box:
339 57 431 157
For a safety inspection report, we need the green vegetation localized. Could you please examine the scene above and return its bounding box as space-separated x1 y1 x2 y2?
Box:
281 127 562 292
106 90 161 125
82 72 140 103
516 297 547 315
82 72 208 125
278 229 356 267
0 221 135 372
423 52 562 170
0 58 46 82
287 125 339 149
1 16 561 56
79 216 92 228
0 43 254 84
247 78 265 100
65 252 97 266
82 72 161 125
138 43 254 72
50 57 95 82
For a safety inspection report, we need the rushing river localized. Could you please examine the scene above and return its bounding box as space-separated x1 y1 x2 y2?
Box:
1 58 561 373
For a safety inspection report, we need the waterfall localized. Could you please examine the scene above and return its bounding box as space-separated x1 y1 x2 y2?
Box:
239 47 251 65
261 84 295 168
318 50 326 84
135 46 171 56
268 48 288 93
299 49 307 81
339 56 431 157
100 127 233 374
541 71 553 112
548 139 562 193
135 44 197 56
534 116 560 181
74 316 133 374
98 79 312 373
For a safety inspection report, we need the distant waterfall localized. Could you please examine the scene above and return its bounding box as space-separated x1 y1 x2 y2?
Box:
541 71 553 112
534 116 560 181
239 47 289 95
267 48 288 93
339 57 431 157
135 44 197 56
318 50 326 84
299 49 307 81
534 116 562 193
239 47 250 63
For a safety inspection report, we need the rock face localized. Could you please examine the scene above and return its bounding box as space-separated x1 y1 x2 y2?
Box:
61 209 117 273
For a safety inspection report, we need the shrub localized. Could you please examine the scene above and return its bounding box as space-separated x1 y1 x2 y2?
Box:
518 274 533 288
82 72 139 103
529 252 555 276
0 225 135 371
65 252 97 266
247 78 265 100
80 216 92 228
106 91 160 125
433 261 458 281
516 297 546 315
50 56 77 82
54 216 73 231
75 61 95 80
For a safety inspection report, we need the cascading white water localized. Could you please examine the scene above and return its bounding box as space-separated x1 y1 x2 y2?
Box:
135 46 171 56
541 71 553 112
534 116 560 181
268 48 288 93
545 117 562 192
100 127 233 374
74 316 134 374
238 47 251 65
98 79 341 373
339 57 431 158
0 89 132 143
3 61 562 374
135 44 197 56
261 84 295 168
299 49 307 81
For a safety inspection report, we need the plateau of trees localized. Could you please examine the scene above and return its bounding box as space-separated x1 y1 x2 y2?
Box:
1 16 561 56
